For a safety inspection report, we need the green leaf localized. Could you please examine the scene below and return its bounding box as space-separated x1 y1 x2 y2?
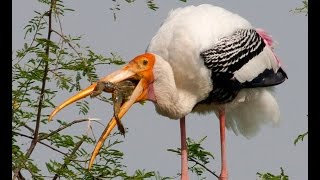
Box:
257 167 289 180
294 131 308 145
168 136 214 178
76 100 90 115
290 0 308 16
64 8 75 12
147 0 159 11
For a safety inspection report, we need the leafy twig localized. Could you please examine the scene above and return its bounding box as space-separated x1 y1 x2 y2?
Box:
48 69 78 87
189 157 218 178
13 1 56 178
168 136 217 179
13 131 68 156
294 131 308 145
51 29 83 60
39 119 105 140
52 138 85 180
257 167 288 180
290 0 308 15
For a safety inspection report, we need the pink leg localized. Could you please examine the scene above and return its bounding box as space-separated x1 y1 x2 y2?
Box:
219 109 228 180
180 116 189 180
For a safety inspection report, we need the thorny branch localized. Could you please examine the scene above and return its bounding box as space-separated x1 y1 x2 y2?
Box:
13 1 56 179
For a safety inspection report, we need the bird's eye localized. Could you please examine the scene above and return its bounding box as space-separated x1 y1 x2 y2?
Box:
143 59 148 65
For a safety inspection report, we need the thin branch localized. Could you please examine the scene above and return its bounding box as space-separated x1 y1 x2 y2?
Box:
13 1 56 178
32 175 55 179
55 9 64 35
70 158 91 163
39 118 105 140
12 119 35 135
13 61 43 120
13 131 34 139
52 138 85 180
33 0 53 140
51 29 97 83
49 62 113 72
14 12 47 65
48 69 77 87
17 171 25 180
22 123 35 134
93 62 113 66
39 140 68 156
189 157 219 179
86 124 97 142
12 165 33 180
13 131 68 156
51 29 82 59
13 118 105 156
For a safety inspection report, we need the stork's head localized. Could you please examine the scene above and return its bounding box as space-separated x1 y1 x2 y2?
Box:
48 53 161 169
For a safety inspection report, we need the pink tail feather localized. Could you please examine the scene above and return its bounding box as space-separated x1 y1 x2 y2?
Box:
256 28 281 65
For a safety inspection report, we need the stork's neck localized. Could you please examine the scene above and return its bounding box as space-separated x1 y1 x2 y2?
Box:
152 55 198 119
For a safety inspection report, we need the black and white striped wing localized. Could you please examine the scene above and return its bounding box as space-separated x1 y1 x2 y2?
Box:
199 29 287 104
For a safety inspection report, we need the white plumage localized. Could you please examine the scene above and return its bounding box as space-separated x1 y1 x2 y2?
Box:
147 4 284 138
224 88 280 137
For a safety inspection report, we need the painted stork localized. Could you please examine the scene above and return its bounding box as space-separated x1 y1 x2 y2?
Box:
48 4 287 180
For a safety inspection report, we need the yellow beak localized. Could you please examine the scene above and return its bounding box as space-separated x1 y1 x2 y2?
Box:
48 53 155 169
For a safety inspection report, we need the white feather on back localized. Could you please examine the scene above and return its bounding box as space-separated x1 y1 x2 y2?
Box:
148 4 252 112
147 4 283 138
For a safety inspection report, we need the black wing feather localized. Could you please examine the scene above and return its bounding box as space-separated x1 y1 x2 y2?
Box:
198 29 286 105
